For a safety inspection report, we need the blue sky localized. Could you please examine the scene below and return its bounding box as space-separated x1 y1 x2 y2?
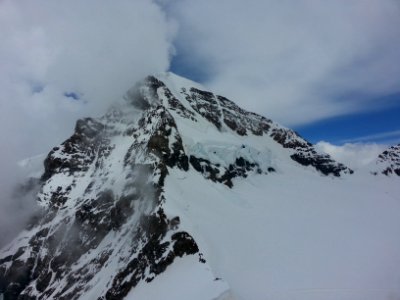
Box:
295 94 400 144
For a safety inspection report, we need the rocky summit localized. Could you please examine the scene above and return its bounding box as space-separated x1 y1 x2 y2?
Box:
371 144 400 176
0 73 399 300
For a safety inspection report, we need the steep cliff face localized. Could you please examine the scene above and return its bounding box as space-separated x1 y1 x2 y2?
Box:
0 73 356 300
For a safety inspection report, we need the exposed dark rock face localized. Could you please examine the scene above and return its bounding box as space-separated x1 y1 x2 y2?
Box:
184 87 223 130
41 118 108 182
189 155 268 188
104 210 199 300
376 144 400 176
217 95 271 136
271 128 353 176
146 107 189 172
291 153 352 177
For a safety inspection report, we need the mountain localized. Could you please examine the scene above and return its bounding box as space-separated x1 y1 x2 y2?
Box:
371 144 400 176
1 73 399 300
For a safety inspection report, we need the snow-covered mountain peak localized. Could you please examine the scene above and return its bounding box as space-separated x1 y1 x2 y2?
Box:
147 74 352 177
371 143 400 176
1 73 361 300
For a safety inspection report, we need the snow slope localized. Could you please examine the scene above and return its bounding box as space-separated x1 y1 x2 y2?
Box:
164 168 400 300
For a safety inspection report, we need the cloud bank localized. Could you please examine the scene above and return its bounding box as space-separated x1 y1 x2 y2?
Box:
316 141 386 170
167 0 400 126
0 0 175 246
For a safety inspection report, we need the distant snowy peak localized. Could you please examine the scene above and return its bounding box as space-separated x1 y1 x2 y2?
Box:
373 144 400 176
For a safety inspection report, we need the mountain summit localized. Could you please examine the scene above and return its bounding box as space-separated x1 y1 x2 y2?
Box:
372 144 400 176
1 73 399 300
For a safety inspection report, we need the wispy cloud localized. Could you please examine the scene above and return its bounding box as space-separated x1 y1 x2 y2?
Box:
341 130 400 144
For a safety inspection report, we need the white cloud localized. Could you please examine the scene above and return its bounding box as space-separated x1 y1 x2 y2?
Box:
167 0 400 126
0 0 175 156
341 129 400 144
0 0 175 246
315 141 386 169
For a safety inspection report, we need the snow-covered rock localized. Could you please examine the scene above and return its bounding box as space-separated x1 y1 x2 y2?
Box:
371 144 400 176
